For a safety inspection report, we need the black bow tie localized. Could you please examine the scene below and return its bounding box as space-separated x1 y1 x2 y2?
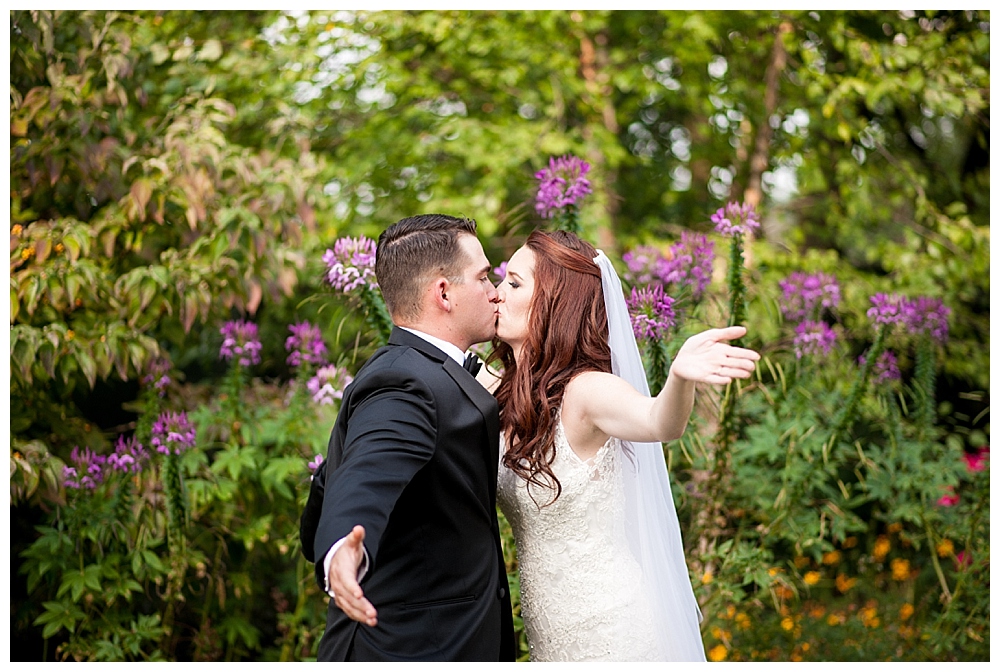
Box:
463 353 482 376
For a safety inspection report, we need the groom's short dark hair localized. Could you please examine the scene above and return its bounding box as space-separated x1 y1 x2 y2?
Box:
376 214 479 322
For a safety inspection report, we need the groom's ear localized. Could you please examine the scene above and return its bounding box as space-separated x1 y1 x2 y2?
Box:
431 277 452 313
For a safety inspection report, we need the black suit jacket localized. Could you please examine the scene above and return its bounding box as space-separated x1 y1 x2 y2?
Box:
311 328 515 661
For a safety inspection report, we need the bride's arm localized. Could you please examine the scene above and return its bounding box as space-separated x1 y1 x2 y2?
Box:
567 326 760 444
475 359 502 394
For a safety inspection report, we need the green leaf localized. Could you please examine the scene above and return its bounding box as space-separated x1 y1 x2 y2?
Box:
76 348 97 388
11 327 38 383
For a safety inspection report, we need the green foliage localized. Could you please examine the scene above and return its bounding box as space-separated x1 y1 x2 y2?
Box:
11 8 988 663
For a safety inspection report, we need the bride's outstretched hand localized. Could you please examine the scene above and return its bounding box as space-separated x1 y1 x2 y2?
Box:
669 326 760 386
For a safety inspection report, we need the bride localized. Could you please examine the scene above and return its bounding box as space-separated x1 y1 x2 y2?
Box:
482 230 759 661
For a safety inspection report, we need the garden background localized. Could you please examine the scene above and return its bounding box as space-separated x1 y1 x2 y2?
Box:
8 9 989 662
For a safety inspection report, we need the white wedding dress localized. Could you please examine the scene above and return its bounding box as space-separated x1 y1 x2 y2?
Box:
497 414 660 662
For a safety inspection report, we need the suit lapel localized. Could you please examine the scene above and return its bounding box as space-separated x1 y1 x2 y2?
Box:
389 328 500 487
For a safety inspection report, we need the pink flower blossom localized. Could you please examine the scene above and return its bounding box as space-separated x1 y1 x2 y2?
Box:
964 446 989 473
308 365 354 405
660 231 715 300
937 486 960 507
220 320 262 366
534 155 592 219
323 237 377 292
285 321 328 368
711 201 761 238
867 293 906 327
793 321 837 359
627 284 677 341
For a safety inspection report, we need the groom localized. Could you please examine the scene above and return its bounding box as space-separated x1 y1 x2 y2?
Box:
305 214 515 661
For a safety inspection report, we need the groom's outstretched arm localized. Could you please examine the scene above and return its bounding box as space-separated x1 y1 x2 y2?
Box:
313 363 438 620
328 525 377 626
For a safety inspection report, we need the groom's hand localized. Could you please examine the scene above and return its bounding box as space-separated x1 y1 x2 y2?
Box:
329 525 378 627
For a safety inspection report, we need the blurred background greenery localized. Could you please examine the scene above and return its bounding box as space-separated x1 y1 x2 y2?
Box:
9 9 989 661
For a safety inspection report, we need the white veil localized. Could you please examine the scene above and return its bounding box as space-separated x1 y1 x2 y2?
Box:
594 250 707 662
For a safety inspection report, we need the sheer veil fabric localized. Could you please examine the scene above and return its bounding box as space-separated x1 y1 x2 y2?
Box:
593 251 707 661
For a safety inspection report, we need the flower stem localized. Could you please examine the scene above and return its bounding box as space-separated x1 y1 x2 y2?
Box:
922 513 953 604
163 452 186 542
726 233 747 348
361 285 394 346
827 324 886 456
914 336 937 440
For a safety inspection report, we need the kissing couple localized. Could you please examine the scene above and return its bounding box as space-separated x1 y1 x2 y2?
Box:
300 213 760 661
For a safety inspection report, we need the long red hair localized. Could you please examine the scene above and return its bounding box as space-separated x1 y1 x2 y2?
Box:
491 230 611 502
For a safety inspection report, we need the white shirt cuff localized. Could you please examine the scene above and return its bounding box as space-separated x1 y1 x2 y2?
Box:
323 536 370 598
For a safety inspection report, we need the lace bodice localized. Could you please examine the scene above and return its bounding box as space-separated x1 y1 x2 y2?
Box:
497 417 660 662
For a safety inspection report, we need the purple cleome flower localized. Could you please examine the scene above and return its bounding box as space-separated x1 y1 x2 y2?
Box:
63 446 108 490
622 245 664 287
779 272 841 323
151 411 197 455
903 296 950 345
323 237 377 293
660 231 715 300
867 293 907 326
793 320 838 359
285 321 328 368
493 261 508 281
220 320 263 367
535 155 593 219
627 284 677 341
858 349 902 384
308 365 355 405
711 201 761 238
142 358 172 397
107 435 149 474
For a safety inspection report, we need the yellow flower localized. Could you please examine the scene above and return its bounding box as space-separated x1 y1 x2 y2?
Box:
791 653 803 662
781 617 795 631
66 330 75 341
822 550 842 565
835 573 857 593
708 644 728 662
888 522 903 534
701 571 713 584
768 567 781 577
873 535 891 561
809 605 826 619
724 604 736 619
20 247 32 260
793 555 810 568
55 242 65 253
843 536 858 548
936 539 954 557
804 571 821 586
899 625 914 639
860 605 880 628
735 613 751 630
891 558 911 581
899 603 914 621
776 585 795 600
802 642 811 652
12 224 23 236
711 626 724 640
827 613 845 626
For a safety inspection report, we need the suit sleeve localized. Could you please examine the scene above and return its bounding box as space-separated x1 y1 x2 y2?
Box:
312 367 438 572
